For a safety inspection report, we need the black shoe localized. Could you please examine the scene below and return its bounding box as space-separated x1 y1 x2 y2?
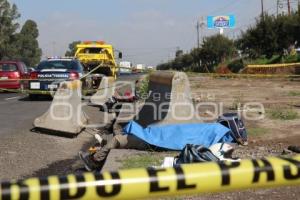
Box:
78 151 100 172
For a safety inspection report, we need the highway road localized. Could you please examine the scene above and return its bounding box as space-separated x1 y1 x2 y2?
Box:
0 74 142 180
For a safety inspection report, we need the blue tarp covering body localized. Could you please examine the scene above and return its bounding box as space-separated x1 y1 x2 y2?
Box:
123 121 234 150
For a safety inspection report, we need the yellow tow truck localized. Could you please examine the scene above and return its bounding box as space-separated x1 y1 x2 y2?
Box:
75 41 122 88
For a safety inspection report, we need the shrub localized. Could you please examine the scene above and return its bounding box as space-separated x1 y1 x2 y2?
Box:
268 55 282 64
136 75 149 99
248 127 268 136
284 54 299 63
121 154 162 169
288 91 300 96
268 108 298 120
227 59 245 73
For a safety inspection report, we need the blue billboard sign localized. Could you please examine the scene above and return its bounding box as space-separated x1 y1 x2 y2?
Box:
207 15 236 29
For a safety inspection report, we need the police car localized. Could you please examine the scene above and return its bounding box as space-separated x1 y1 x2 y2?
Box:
28 57 92 99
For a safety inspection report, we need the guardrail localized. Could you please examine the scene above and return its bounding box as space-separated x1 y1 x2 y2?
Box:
0 156 299 200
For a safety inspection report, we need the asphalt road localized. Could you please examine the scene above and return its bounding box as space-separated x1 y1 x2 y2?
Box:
0 93 50 135
0 74 142 181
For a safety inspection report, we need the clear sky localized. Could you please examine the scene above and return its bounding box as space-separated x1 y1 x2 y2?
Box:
9 0 299 66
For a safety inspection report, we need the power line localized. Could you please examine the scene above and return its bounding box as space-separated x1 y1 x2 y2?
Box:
202 0 277 39
277 0 299 15
195 0 241 46
226 3 279 37
196 21 200 48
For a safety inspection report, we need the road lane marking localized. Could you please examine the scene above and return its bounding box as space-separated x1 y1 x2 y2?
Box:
5 96 21 101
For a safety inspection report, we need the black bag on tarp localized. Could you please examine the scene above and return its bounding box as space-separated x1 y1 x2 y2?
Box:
175 144 219 165
217 113 248 145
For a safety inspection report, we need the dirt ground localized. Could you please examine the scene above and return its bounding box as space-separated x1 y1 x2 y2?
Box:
189 75 300 142
100 75 299 200
187 75 300 200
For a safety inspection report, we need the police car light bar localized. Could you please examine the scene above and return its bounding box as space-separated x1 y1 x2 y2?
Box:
47 56 75 60
83 41 105 45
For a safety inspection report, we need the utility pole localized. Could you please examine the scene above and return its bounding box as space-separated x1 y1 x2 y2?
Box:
199 17 205 45
298 0 300 16
287 0 291 15
196 17 206 49
261 0 264 20
196 21 200 72
277 0 279 16
196 21 200 49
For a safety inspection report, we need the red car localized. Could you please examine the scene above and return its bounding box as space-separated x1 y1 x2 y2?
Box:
0 61 30 90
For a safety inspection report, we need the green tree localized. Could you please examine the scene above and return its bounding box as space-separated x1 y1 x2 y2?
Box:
259 16 278 58
0 0 20 60
14 20 42 66
192 35 236 72
175 49 183 58
158 34 235 72
237 13 299 59
65 41 81 56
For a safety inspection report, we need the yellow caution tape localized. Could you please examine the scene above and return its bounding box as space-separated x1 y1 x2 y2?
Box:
0 79 33 81
200 73 300 78
0 156 299 200
0 86 108 96
1 72 300 95
0 88 55 95
247 63 300 68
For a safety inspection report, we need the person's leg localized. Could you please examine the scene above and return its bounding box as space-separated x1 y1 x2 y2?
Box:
91 134 149 164
80 134 150 171
115 134 150 150
92 136 120 162
79 136 120 171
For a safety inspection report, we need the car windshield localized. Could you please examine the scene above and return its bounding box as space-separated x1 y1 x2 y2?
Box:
37 60 78 70
0 64 17 72
80 48 103 54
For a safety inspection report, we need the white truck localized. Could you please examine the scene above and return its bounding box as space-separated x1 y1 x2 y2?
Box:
119 61 132 74
147 66 154 70
133 64 145 73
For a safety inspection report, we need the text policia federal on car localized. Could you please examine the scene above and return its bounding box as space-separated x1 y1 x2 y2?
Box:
27 57 93 99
